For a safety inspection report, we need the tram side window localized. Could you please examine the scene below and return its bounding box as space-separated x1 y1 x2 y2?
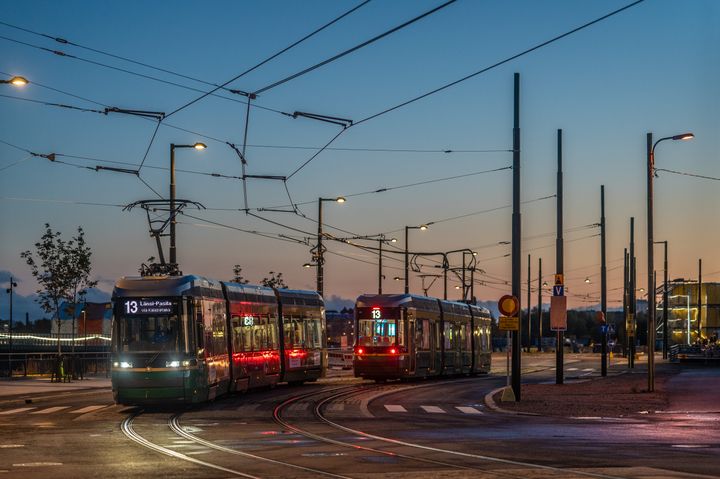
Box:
305 317 322 349
210 301 227 356
284 316 304 348
444 322 453 349
268 314 279 350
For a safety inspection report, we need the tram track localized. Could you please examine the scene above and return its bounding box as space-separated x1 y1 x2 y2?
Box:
275 376 630 479
120 385 359 479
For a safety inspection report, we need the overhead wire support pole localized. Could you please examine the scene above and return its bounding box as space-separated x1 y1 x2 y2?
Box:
601 185 608 377
556 128 564 385
511 72 522 400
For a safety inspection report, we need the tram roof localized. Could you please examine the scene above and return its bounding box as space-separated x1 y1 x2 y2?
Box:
356 293 490 317
113 275 222 298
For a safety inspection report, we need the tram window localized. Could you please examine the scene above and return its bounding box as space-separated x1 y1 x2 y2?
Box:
116 310 183 353
444 322 453 349
269 315 279 349
358 319 398 346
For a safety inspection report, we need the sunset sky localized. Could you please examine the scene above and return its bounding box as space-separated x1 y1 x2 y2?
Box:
1 0 718 317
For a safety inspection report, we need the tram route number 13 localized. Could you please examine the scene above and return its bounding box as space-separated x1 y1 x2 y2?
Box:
125 300 139 314
371 309 382 319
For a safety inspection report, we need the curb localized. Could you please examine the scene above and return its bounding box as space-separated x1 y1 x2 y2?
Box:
484 386 540 416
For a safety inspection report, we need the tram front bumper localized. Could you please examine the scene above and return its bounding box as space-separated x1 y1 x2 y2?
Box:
112 368 205 405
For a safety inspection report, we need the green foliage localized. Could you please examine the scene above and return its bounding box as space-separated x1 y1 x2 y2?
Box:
261 271 288 289
231 264 250 284
20 224 97 348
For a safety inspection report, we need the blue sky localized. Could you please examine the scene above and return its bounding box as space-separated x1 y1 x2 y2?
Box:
1 0 718 318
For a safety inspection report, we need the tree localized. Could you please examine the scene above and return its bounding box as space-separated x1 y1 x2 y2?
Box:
261 271 288 289
21 224 96 354
231 264 250 284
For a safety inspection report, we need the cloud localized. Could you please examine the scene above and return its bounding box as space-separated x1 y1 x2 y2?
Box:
0 270 21 285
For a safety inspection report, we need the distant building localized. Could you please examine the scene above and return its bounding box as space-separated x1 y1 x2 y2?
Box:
662 281 720 345
326 310 354 348
52 301 112 336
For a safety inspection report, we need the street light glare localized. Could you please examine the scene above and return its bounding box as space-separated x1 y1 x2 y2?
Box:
672 133 694 141
193 142 207 150
584 277 591 284
419 224 428 231
9 76 28 86
390 237 397 243
335 196 346 203
303 263 312 268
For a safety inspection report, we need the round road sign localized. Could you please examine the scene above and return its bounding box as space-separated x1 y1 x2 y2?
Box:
498 295 519 316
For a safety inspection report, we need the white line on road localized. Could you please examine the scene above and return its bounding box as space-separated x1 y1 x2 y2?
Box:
420 405 445 413
456 406 483 415
0 408 36 415
31 406 70 414
71 405 109 414
384 405 407 412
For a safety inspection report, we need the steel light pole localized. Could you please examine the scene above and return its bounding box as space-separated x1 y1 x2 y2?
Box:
6 277 17 378
404 224 428 294
654 240 669 359
169 142 207 268
647 132 693 392
316 196 346 298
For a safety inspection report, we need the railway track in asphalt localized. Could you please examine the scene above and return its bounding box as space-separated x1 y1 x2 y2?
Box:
118 366 631 479
276 375 631 479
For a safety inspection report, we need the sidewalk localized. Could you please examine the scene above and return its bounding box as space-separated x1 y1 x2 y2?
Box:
488 355 720 417
0 374 112 399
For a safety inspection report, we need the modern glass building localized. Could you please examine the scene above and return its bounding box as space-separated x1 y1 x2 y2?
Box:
661 281 720 345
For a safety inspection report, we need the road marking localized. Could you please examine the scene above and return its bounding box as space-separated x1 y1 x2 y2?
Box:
71 405 108 414
32 407 70 415
384 405 407 412
582 368 594 372
0 408 36 415
420 405 445 413
567 367 579 371
456 406 483 415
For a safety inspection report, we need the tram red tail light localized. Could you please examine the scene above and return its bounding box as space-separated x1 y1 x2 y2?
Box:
356 347 364 355
390 347 397 354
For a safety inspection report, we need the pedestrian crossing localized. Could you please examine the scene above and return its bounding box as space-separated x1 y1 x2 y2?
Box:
384 404 484 415
0 405 111 416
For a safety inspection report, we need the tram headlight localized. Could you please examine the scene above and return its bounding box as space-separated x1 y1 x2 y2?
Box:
118 361 133 368
165 360 180 368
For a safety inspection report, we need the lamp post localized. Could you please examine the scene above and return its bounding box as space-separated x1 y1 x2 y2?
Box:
316 196 346 298
6 277 17 378
377 235 397 294
404 224 428 294
647 131 693 392
169 142 207 268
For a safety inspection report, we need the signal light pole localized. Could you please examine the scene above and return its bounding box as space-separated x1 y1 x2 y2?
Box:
511 72 522 400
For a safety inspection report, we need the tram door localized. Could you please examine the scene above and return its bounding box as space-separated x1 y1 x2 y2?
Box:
429 319 437 374
407 314 416 375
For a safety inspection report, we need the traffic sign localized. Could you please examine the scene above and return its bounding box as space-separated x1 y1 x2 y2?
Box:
498 295 520 317
553 285 564 297
550 295 567 331
554 274 564 286
498 316 519 331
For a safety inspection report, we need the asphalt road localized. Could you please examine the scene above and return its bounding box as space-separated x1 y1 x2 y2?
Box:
0 355 717 478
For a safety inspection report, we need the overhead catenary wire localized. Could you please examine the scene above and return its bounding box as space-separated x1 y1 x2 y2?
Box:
655 168 720 183
284 0 646 180
253 0 457 96
164 1 371 119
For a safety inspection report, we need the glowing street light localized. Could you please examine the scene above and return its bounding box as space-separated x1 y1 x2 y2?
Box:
1 76 28 86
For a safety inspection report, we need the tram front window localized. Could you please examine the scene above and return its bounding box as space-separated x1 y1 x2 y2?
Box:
356 306 403 347
115 297 188 353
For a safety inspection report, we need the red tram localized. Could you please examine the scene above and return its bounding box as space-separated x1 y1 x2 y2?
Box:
353 294 491 381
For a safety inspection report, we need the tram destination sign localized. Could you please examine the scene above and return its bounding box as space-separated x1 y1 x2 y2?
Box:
123 298 178 315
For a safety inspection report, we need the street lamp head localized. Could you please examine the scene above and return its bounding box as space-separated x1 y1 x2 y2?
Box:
7 76 29 86
472 251 477 256
542 281 548 287
672 133 694 141
193 142 207 150
393 276 402 281
303 263 313 268
390 237 397 243
584 277 591 284
335 196 346 203
419 224 428 231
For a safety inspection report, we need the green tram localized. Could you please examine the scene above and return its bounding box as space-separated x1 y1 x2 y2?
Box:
111 275 326 405
353 294 492 381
